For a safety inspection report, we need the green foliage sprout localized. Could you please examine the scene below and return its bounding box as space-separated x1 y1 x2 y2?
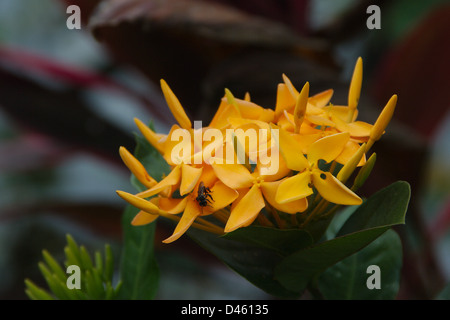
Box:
24 234 121 300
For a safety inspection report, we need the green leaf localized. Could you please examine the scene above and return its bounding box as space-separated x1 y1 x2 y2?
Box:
302 214 335 243
104 244 114 283
223 225 313 255
188 227 301 299
65 234 83 267
274 181 410 294
336 181 410 237
318 229 403 299
41 250 67 283
116 205 159 300
25 279 54 300
116 123 169 299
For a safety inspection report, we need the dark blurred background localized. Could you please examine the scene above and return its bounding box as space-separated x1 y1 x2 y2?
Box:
0 0 448 299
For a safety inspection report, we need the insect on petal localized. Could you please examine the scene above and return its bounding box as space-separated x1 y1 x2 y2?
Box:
202 181 239 215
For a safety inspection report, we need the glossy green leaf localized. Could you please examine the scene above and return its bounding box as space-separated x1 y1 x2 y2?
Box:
188 227 301 299
223 225 313 255
274 181 410 294
116 205 159 300
336 181 410 237
318 229 403 299
116 125 169 299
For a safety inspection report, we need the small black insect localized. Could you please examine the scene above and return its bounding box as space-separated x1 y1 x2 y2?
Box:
196 181 214 207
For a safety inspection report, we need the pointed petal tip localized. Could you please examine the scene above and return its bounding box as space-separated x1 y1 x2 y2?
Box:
116 190 124 196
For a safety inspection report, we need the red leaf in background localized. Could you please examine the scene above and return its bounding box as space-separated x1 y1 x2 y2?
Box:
0 63 134 162
0 47 172 124
371 4 450 140
0 133 70 172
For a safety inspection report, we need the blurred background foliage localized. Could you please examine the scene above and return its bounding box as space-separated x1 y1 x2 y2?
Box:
0 0 448 299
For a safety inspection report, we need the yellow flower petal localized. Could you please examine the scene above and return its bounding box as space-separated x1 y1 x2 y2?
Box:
230 188 248 212
323 105 358 123
309 89 333 108
307 132 350 165
275 171 313 204
282 73 299 99
234 98 273 121
306 103 326 115
212 163 254 189
348 57 363 112
331 115 372 138
311 170 362 205
131 210 159 226
305 114 336 128
202 181 239 215
257 108 275 122
292 132 322 154
256 149 291 181
165 125 194 166
160 79 192 130
294 82 309 133
225 184 265 232
180 164 203 196
369 94 397 143
137 165 181 198
134 118 165 154
261 180 308 214
228 117 271 131
337 143 367 183
163 198 201 243
116 190 163 215
273 124 309 171
275 83 296 118
277 110 295 132
158 197 188 214
209 98 240 129
225 88 242 116
197 164 218 189
119 146 157 188
335 140 366 166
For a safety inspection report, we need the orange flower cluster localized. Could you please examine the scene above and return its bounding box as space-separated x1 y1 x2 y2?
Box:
116 58 397 243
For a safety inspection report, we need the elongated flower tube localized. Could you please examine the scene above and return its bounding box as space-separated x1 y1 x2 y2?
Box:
347 57 363 122
119 146 157 188
367 94 398 151
294 82 309 133
336 143 367 183
160 79 192 130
